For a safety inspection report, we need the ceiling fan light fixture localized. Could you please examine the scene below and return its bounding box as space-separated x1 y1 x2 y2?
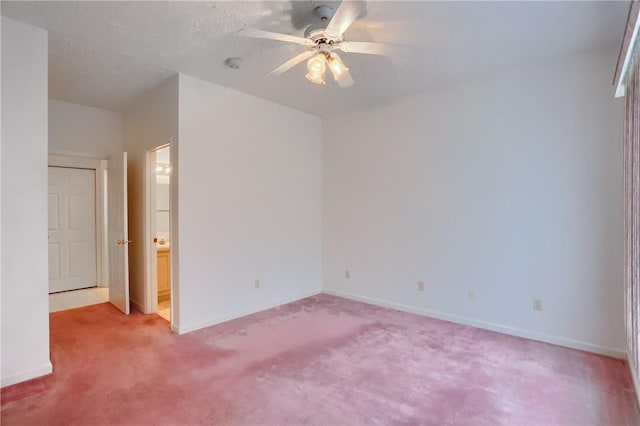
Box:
327 53 354 87
305 54 326 85
327 54 347 77
305 72 326 85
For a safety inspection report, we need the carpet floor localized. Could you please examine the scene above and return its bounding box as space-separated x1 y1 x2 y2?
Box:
2 294 639 425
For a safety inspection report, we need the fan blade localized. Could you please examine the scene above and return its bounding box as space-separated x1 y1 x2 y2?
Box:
337 41 396 56
325 1 366 39
270 50 316 76
238 28 312 46
329 53 355 88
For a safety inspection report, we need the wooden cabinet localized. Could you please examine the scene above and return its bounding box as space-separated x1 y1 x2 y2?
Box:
157 246 170 302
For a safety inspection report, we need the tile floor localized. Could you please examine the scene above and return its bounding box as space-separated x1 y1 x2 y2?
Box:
49 287 171 322
157 299 170 322
49 287 109 312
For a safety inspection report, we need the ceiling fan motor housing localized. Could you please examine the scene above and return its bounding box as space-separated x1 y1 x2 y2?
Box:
314 5 335 21
304 5 336 39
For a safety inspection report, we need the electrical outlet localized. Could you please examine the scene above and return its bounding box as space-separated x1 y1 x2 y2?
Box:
345 269 350 279
418 281 425 292
254 279 260 289
468 289 476 301
533 299 542 311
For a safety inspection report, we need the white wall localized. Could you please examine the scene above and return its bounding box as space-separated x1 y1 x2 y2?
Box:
1 17 51 386
177 74 322 332
0 17 3 389
48 99 122 288
49 99 123 158
123 76 178 313
323 47 625 357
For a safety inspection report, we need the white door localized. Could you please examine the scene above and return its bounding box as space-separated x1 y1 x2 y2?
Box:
48 167 97 293
108 152 130 314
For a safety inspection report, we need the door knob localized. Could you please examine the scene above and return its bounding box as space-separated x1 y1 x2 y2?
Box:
116 240 133 245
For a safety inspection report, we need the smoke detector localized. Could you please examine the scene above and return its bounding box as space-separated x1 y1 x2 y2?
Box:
224 57 242 69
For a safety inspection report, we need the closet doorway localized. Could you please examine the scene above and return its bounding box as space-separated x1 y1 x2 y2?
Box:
47 154 109 312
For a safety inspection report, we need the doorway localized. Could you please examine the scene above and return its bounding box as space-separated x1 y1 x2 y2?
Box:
47 154 110 312
147 145 172 322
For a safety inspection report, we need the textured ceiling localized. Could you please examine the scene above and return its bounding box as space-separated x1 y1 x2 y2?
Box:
1 1 629 116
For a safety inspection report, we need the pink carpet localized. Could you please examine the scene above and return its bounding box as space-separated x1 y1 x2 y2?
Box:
2 294 639 425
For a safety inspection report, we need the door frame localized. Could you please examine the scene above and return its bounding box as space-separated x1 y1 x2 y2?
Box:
48 153 108 287
144 143 172 324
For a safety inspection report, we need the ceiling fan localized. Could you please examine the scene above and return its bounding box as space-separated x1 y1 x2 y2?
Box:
238 1 395 88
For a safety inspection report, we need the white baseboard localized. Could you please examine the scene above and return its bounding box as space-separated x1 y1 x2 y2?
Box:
323 289 627 359
176 289 322 335
130 297 146 314
629 361 640 408
1 361 53 388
